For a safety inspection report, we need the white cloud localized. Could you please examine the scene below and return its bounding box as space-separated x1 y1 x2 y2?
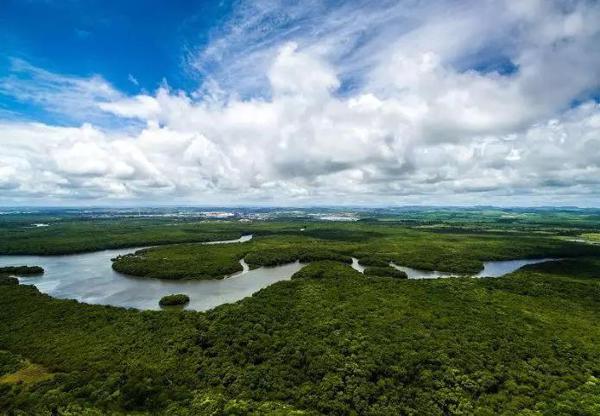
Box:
0 59 123 122
98 95 161 120
1 0 600 205
268 42 339 98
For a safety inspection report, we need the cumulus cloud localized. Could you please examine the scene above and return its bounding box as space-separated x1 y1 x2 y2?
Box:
1 0 600 205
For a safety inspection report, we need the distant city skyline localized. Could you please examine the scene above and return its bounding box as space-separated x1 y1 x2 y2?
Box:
1 0 600 206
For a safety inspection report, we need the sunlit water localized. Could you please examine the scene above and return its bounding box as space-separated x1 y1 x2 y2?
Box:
0 235 304 311
351 257 557 278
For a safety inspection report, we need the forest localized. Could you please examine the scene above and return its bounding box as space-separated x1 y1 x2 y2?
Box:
1 209 600 415
111 224 599 279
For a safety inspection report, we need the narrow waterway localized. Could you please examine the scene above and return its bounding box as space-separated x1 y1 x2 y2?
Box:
350 257 557 278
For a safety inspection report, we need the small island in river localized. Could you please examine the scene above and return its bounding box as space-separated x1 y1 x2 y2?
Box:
159 294 190 307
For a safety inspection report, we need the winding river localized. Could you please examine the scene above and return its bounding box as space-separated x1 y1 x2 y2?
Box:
0 235 302 311
350 257 557 278
0 235 556 311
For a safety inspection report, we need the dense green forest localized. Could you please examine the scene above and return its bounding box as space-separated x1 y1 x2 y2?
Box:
2 207 600 255
112 226 599 279
1 210 600 415
2 258 600 415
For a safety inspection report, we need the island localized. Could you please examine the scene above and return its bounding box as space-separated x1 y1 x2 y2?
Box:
364 266 408 278
158 294 190 307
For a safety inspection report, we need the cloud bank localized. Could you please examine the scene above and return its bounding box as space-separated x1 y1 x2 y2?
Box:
1 0 600 205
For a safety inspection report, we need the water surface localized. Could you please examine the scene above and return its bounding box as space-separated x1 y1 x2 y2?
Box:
1 239 558 311
350 257 365 273
389 258 558 279
0 235 304 311
350 256 557 278
202 234 253 245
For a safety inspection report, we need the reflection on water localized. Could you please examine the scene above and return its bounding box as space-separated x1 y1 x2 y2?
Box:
0 235 305 311
390 258 558 279
389 263 454 279
474 258 558 277
0 234 559 311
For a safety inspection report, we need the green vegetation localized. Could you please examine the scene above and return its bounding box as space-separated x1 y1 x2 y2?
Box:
112 235 356 280
0 266 44 276
112 226 600 279
159 294 190 307
3 208 600 257
363 266 408 278
0 361 53 385
0 350 24 378
0 218 255 255
112 243 248 280
363 207 600 234
2 209 600 414
2 258 600 414
0 266 41 286
580 232 600 243
0 275 18 285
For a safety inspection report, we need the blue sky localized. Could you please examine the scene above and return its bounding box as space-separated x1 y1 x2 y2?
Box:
1 0 600 206
1 0 228 93
0 0 232 125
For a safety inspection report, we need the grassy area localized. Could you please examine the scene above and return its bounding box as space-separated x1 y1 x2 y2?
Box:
580 233 600 242
0 362 53 385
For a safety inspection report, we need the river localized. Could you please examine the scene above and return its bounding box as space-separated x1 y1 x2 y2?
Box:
0 238 557 311
0 235 302 311
350 257 557 278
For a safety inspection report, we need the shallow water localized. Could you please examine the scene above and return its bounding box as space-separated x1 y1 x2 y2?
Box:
0 235 304 311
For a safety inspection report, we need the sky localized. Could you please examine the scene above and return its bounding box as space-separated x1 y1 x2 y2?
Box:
1 0 600 207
